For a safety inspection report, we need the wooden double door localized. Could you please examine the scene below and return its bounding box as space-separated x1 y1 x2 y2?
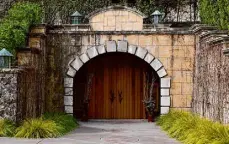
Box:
74 53 159 119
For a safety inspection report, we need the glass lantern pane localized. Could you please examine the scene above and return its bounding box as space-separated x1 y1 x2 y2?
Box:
0 57 4 68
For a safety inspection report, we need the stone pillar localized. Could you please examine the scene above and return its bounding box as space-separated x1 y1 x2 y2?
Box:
0 69 22 121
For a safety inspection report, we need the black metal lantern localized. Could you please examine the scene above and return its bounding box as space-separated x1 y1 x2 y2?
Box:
0 48 13 68
151 10 163 24
71 11 83 24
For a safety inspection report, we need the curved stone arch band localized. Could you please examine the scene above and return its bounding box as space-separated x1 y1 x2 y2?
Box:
64 40 171 116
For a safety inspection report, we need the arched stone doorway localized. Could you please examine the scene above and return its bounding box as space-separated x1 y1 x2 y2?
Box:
74 52 160 119
64 40 171 118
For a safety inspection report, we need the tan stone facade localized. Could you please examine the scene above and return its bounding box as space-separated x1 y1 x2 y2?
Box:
89 6 145 31
24 6 195 116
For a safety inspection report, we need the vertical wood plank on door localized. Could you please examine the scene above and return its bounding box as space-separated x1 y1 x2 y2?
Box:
84 53 159 119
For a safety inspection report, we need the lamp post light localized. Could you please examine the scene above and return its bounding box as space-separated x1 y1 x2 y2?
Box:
151 10 163 24
0 48 13 68
71 11 83 24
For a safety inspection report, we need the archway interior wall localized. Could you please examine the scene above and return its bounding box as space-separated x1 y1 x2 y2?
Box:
64 40 171 115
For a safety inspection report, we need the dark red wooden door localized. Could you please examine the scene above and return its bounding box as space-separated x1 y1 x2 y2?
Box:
74 53 159 119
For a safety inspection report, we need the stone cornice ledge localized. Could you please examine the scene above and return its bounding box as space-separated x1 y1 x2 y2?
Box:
199 30 228 39
47 30 193 35
190 24 217 34
206 36 229 45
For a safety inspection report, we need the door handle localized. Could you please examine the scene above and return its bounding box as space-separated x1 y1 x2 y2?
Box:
110 90 115 103
118 90 123 104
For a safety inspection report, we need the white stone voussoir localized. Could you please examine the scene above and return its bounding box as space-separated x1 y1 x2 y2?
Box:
65 88 73 95
64 78 73 88
161 107 170 114
70 57 83 71
161 97 171 107
135 47 147 59
117 40 128 52
157 68 167 78
80 53 90 63
97 45 106 54
67 67 77 78
144 53 155 64
161 88 170 96
64 96 73 106
128 45 137 54
87 46 98 59
106 41 117 52
65 106 73 113
151 59 163 71
161 78 171 88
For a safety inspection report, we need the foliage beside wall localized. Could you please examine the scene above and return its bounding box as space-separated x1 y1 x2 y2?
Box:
0 119 16 137
199 0 229 30
0 2 42 53
157 110 229 144
0 113 78 138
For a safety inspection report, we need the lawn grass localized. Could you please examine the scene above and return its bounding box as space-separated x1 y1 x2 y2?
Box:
156 110 229 144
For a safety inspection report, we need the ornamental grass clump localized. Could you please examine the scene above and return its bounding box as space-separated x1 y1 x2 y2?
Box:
15 118 62 138
156 110 229 144
42 112 78 135
0 119 16 137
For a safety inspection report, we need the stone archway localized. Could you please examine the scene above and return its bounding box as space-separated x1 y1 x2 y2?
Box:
64 40 171 115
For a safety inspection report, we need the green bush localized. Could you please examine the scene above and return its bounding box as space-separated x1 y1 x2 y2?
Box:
0 119 16 137
156 110 229 144
199 0 229 30
15 118 62 138
0 2 42 53
42 112 78 135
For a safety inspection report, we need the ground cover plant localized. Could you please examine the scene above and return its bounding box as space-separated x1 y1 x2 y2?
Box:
0 113 78 138
156 110 229 144
42 112 79 135
0 119 16 137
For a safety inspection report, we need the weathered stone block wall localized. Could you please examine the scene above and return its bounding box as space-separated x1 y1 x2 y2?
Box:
46 31 195 110
0 69 20 121
89 7 145 31
192 25 229 123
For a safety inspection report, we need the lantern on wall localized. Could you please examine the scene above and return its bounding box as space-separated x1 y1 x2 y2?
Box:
71 11 83 24
151 10 163 24
0 48 13 68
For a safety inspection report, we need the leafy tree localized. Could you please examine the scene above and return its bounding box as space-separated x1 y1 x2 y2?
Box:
0 2 42 53
199 0 229 30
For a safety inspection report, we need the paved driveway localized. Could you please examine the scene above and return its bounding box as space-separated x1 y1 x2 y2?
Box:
0 120 179 144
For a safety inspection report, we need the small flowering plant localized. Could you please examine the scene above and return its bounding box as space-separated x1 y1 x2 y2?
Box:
143 97 156 116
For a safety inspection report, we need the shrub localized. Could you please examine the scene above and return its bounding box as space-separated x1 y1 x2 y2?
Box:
15 118 62 138
0 119 16 137
156 110 229 144
42 112 78 135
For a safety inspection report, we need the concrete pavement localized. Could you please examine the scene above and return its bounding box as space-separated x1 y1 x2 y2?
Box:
0 120 179 144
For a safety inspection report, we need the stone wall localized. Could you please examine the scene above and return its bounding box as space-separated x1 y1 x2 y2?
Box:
89 6 145 31
44 29 195 111
0 69 21 121
192 25 229 123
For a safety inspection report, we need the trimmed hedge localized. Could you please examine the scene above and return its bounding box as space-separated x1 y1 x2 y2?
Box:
156 110 229 144
0 2 42 53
